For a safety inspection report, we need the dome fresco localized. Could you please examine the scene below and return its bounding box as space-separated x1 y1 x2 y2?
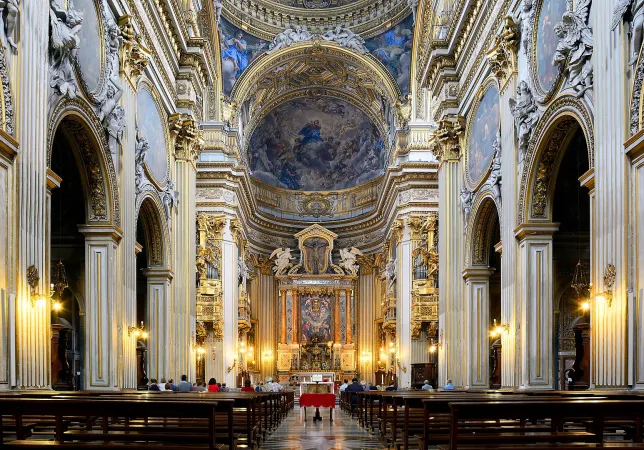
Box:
248 97 385 191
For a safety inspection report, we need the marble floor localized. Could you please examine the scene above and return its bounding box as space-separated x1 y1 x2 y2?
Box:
261 406 386 449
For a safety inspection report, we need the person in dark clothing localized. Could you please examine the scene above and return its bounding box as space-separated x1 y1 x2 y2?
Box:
385 381 397 391
149 378 160 391
345 377 363 411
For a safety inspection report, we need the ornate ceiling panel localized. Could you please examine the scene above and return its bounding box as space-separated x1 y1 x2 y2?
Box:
221 0 412 39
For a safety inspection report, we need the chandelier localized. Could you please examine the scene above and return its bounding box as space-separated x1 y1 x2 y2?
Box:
571 260 588 297
51 260 68 299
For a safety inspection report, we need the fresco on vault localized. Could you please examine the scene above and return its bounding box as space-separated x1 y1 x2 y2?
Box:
467 84 500 187
365 14 414 94
248 97 385 191
219 18 269 96
536 0 567 93
301 294 332 342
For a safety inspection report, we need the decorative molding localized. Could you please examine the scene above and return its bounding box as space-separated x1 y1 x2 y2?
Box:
435 115 465 162
485 16 519 89
118 14 151 87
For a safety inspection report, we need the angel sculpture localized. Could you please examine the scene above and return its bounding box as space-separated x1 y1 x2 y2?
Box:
339 247 362 276
460 186 473 223
238 256 251 292
49 0 84 98
552 0 594 96
487 132 502 202
509 81 540 159
612 0 644 65
160 180 179 221
383 258 397 295
270 247 295 275
134 135 149 194
0 0 20 52
268 28 297 52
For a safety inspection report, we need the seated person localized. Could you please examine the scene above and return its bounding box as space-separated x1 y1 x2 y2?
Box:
241 379 255 392
345 377 364 410
443 379 455 390
385 381 397 391
421 380 433 390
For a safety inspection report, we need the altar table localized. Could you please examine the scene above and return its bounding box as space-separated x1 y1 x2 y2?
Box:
299 393 336 423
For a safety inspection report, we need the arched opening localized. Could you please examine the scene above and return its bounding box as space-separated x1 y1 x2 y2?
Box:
487 214 501 389
50 124 89 391
551 128 590 390
135 196 170 390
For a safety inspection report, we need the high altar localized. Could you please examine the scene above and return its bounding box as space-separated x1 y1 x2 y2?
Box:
273 224 359 382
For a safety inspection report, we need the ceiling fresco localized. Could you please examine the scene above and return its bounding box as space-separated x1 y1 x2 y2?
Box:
365 13 414 94
272 0 358 7
247 97 385 191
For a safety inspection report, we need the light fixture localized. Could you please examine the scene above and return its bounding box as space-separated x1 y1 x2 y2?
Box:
51 260 68 300
490 319 509 338
227 358 237 373
27 265 45 307
396 357 407 373
594 264 616 307
128 321 148 339
429 344 437 353
580 301 590 312
571 260 589 297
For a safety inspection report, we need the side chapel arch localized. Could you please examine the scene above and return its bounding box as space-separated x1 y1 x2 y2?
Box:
47 98 121 227
518 95 594 226
135 193 171 269
465 189 502 268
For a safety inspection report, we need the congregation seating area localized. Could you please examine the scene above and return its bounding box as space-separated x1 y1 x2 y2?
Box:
340 389 644 450
0 390 295 449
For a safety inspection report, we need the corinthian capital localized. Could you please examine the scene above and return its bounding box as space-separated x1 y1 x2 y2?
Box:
486 16 520 88
436 116 464 162
169 113 204 162
118 15 150 86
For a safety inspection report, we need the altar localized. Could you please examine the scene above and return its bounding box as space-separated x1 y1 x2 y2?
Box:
273 225 360 381
300 381 335 395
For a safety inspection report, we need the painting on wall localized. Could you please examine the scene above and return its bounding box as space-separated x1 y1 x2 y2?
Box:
301 294 332 342
365 14 414 94
248 97 385 191
136 88 168 183
219 18 269 96
74 0 102 93
467 84 500 188
536 0 567 94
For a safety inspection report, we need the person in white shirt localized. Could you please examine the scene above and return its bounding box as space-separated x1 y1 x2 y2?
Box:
339 379 349 392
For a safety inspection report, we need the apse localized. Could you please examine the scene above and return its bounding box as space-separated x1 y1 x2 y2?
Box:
247 97 385 191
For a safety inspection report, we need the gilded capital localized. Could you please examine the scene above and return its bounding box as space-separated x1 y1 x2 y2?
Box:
436 116 464 162
118 15 150 86
485 16 519 88
169 113 204 162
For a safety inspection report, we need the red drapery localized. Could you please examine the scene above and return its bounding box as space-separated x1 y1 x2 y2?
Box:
299 393 336 408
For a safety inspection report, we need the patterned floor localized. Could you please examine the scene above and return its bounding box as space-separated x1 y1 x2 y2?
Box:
261 406 386 449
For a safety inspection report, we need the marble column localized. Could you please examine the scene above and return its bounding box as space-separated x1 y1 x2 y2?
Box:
462 267 494 389
334 290 341 343
591 0 629 388
280 290 287 343
346 289 352 344
515 224 558 389
396 223 412 388
221 219 238 386
13 0 51 389
144 268 173 381
251 270 276 381
437 128 465 388
79 225 123 390
358 270 376 381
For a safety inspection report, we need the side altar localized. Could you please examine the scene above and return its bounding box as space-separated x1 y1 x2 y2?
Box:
270 224 362 383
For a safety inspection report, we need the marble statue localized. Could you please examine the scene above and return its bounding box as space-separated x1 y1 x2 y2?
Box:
460 186 473 223
488 132 502 202
553 0 594 96
160 180 179 221
268 26 311 52
612 0 644 65
339 247 362 276
383 257 397 295
408 0 419 24
270 247 295 275
509 81 540 160
238 256 251 292
513 0 533 54
213 0 223 25
0 0 19 52
135 134 149 195
106 105 125 161
321 26 368 54
49 0 84 99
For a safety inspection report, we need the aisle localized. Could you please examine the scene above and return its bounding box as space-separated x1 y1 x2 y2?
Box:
261 406 385 449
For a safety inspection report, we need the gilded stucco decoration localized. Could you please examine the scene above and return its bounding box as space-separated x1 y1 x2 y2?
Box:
485 16 519 90
221 0 412 40
435 116 464 162
518 95 594 225
629 39 644 135
0 28 13 136
48 98 121 227
136 194 169 266
466 192 500 267
169 113 204 162
117 14 151 86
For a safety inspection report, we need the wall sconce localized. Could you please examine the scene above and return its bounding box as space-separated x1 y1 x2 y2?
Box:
595 264 616 307
227 358 237 373
27 265 47 307
489 319 509 338
396 357 407 373
128 321 149 339
196 346 207 359
580 301 591 312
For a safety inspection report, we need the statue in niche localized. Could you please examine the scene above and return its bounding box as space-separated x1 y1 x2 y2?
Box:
270 247 295 275
134 134 149 195
509 81 540 160
339 247 362 276
49 0 84 99
383 257 397 296
487 132 502 202
553 0 594 96
512 0 533 54
0 0 19 53
100 23 125 159
612 0 644 65
160 180 179 221
460 187 473 224
238 256 251 293
303 237 328 274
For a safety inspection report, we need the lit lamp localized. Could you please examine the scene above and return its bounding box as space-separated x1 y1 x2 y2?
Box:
128 321 149 339
593 264 616 307
27 265 47 307
196 346 207 359
489 319 509 338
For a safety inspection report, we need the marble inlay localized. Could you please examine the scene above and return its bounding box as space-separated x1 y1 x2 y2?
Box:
262 406 385 449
